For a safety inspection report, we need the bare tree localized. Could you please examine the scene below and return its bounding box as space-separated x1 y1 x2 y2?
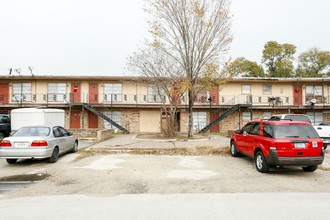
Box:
128 47 185 137
130 0 232 137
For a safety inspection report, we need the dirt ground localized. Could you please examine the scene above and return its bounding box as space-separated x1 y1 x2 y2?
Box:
1 135 330 199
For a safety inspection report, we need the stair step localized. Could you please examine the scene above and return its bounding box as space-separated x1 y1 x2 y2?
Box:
199 104 251 133
82 103 129 134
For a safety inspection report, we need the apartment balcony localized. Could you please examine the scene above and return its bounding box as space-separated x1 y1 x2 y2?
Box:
1 93 329 109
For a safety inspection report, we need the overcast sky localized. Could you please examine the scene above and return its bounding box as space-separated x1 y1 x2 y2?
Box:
0 0 329 76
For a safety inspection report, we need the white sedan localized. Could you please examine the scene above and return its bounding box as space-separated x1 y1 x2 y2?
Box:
0 126 78 164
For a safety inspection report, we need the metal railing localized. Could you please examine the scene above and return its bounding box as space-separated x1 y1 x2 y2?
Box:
2 92 330 107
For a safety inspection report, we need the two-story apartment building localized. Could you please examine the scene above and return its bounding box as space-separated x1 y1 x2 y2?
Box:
0 75 329 134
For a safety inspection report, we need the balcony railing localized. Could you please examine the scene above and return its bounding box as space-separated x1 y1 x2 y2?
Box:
2 92 330 107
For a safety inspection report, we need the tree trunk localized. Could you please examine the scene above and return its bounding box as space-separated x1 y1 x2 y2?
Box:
188 90 194 138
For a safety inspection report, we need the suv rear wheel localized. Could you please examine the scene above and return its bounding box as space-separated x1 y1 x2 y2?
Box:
255 151 270 173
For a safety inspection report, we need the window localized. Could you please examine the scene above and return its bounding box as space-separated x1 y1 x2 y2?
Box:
193 112 207 131
242 123 253 134
242 85 251 94
274 124 319 138
147 85 165 103
263 112 272 119
262 85 272 95
250 123 260 135
0 116 10 123
305 85 323 104
195 89 208 103
48 83 67 102
307 112 323 125
104 83 122 102
263 124 273 138
103 111 122 132
242 112 251 121
12 83 32 102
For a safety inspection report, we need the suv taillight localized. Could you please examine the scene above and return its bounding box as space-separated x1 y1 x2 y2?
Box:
269 141 277 150
0 140 12 147
31 140 48 147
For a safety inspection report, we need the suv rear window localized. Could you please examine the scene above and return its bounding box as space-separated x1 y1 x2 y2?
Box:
274 124 319 138
269 115 312 123
284 115 311 123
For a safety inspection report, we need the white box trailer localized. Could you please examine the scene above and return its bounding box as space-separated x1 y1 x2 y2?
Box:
11 108 65 131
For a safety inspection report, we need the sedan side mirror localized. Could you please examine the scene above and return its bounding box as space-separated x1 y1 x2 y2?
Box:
235 129 242 134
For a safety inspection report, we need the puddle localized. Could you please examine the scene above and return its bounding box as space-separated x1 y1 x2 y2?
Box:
0 173 50 194
0 173 50 182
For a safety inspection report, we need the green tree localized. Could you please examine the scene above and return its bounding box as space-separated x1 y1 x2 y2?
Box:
262 41 296 77
295 47 330 77
227 57 264 77
130 0 232 138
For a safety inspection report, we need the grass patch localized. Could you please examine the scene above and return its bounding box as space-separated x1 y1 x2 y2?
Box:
74 146 230 161
319 166 330 171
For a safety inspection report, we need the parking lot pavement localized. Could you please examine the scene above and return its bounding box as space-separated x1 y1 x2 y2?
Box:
1 134 329 198
88 134 330 169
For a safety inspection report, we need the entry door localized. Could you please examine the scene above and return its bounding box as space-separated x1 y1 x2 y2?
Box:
210 86 219 104
0 83 9 104
293 85 302 106
89 83 98 104
71 83 81 103
210 112 219 132
88 112 98 128
70 111 81 128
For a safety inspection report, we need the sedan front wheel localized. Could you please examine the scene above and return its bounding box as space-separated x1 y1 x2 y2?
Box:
6 159 18 164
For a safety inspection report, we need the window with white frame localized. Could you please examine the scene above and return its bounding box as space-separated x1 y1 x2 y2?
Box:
147 84 165 103
262 85 272 95
242 84 251 94
305 85 323 104
242 112 251 121
104 83 122 102
195 89 208 103
103 111 122 131
48 83 66 102
263 112 272 119
307 112 323 125
193 112 208 131
12 83 32 102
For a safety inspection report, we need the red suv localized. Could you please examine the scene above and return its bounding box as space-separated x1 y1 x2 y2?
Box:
230 120 325 173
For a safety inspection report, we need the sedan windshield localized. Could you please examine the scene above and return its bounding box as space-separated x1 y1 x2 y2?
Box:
13 127 51 137
274 124 319 138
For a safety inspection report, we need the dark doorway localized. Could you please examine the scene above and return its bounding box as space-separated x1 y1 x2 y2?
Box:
176 112 181 132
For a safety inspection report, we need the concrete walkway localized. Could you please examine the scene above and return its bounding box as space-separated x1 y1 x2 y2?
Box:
90 134 230 149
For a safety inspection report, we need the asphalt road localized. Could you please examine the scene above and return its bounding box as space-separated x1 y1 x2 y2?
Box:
1 193 330 220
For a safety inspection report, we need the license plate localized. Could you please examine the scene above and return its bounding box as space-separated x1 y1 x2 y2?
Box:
294 143 305 148
14 143 28 148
